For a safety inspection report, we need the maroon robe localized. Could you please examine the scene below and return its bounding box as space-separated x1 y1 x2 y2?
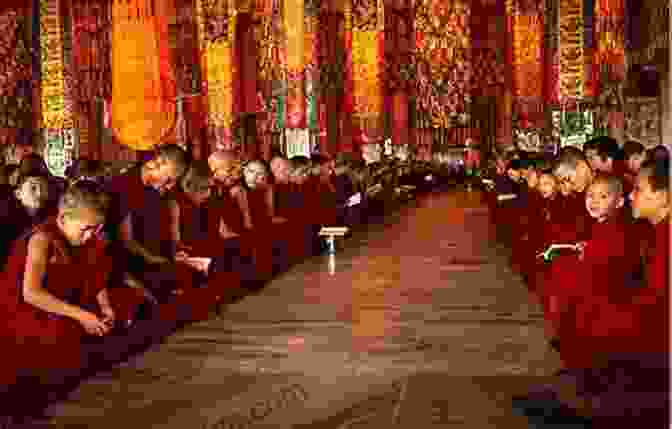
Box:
551 213 640 369
174 192 242 299
0 219 111 374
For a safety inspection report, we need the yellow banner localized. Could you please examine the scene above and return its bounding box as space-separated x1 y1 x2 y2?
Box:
351 31 382 120
558 0 584 98
111 0 176 150
40 0 69 129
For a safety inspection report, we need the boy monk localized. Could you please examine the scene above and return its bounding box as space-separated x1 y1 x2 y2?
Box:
513 175 637 427
577 159 670 426
550 147 594 243
0 174 51 269
0 182 114 411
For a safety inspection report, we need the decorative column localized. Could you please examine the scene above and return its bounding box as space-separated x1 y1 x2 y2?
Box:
196 0 237 152
40 0 77 176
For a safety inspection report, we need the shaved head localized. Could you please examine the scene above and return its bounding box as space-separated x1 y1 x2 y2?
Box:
208 150 238 166
590 173 624 196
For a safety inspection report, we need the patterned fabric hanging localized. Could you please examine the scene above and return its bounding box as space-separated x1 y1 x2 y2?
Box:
593 0 624 97
111 0 176 151
543 0 559 105
557 0 583 101
304 0 321 132
470 0 505 95
507 0 544 128
349 0 384 140
254 0 274 137
0 8 32 132
196 0 237 149
414 0 471 129
41 0 71 131
284 0 305 128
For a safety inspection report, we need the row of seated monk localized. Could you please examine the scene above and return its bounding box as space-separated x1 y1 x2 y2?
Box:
483 137 669 427
0 142 462 422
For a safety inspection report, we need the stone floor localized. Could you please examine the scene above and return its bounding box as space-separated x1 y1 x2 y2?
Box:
42 189 560 429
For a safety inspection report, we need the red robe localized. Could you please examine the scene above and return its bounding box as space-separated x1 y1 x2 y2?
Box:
174 192 242 301
577 218 669 355
550 214 641 368
0 219 111 375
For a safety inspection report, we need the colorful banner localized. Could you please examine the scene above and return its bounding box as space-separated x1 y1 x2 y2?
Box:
349 0 384 140
284 0 305 128
543 0 559 104
507 0 544 126
196 0 237 148
40 0 70 130
0 9 32 132
558 0 583 100
593 0 625 96
414 0 471 129
111 0 176 151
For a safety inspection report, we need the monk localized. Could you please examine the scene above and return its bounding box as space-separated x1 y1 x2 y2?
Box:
549 147 595 243
105 144 208 322
17 153 67 211
0 174 51 269
577 159 669 426
175 160 255 297
547 175 640 365
241 160 292 275
621 140 646 198
584 137 619 174
270 156 315 260
0 182 114 413
522 170 562 291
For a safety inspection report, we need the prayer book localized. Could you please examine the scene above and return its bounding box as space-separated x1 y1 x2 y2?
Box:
497 194 517 202
536 244 579 261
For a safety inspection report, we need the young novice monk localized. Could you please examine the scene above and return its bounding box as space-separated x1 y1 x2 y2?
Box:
0 174 51 269
0 182 114 405
575 159 670 427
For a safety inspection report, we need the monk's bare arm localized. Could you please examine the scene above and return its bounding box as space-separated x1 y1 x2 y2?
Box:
22 232 90 321
219 218 239 239
232 186 254 230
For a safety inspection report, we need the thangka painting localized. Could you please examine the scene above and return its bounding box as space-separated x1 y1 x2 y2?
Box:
624 97 661 149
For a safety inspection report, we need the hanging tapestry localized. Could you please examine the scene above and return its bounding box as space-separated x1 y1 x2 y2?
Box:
543 0 559 104
0 9 32 130
70 1 111 113
349 0 384 139
40 0 71 130
196 0 236 148
557 0 583 100
470 0 505 94
304 0 321 131
507 0 544 127
111 0 176 151
592 0 624 97
414 0 471 129
284 0 306 128
254 1 273 136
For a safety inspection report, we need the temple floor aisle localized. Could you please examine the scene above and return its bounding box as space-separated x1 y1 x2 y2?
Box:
44 189 561 429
